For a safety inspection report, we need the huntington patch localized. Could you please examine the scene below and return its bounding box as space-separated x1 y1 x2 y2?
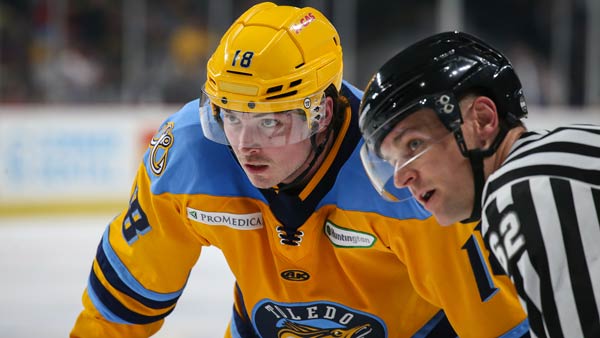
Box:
324 221 376 248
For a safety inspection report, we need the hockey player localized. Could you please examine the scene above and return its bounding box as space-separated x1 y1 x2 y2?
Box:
359 31 600 337
71 4 530 337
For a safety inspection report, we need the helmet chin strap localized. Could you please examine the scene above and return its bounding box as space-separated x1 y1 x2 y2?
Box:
277 92 339 194
276 126 332 193
461 148 486 223
453 126 510 223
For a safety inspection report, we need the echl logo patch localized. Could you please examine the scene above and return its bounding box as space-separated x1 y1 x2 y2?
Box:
280 269 310 282
149 122 174 176
252 300 386 337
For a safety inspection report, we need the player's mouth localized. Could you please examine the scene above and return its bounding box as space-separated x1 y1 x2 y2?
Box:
244 163 269 174
417 189 435 206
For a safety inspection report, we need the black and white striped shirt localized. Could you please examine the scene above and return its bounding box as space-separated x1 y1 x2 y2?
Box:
481 124 600 338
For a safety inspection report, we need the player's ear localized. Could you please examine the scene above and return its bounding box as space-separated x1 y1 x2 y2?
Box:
321 96 335 128
471 96 499 147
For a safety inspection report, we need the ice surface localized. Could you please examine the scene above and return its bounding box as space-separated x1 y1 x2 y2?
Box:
0 214 235 338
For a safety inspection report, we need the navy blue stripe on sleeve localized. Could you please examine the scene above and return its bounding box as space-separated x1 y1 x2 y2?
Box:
88 267 175 325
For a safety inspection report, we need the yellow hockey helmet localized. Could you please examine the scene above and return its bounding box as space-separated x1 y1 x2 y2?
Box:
200 2 343 147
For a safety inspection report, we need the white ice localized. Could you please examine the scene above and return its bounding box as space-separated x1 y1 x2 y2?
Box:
0 214 235 338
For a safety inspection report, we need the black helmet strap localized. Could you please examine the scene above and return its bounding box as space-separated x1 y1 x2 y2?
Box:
462 149 486 223
277 86 344 193
455 123 510 223
276 119 334 193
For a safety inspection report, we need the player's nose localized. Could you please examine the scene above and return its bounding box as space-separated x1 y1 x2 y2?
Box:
394 165 417 188
235 126 262 150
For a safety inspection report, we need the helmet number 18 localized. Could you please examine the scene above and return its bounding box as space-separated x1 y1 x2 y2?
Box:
232 50 254 68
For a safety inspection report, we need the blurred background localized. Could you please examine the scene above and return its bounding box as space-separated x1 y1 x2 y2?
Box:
1 0 600 337
2 0 600 105
3 0 600 215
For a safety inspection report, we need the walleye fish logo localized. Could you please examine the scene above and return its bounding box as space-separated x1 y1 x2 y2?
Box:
277 320 372 337
149 122 174 176
253 300 386 337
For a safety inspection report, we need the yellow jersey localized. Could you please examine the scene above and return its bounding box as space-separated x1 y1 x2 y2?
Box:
71 82 529 337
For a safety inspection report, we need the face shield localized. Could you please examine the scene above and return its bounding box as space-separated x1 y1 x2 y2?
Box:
360 94 462 201
200 87 327 148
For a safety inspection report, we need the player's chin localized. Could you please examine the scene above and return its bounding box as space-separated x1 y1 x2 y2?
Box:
246 174 277 189
432 213 461 227
248 179 273 189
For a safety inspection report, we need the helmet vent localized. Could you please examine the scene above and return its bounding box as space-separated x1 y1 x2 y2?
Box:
226 70 253 76
290 79 302 87
267 85 283 93
470 44 502 63
295 63 305 69
266 90 297 100
333 37 338 45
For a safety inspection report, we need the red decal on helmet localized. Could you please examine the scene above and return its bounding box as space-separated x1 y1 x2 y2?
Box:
295 12 316 34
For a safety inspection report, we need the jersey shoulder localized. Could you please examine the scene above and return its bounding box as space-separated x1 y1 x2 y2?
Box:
341 80 363 101
142 99 261 199
485 125 600 199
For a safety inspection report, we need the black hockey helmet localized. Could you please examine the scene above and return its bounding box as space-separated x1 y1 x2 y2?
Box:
358 31 528 221
359 30 527 157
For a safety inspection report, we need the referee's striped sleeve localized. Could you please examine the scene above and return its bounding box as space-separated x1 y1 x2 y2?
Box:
482 125 600 338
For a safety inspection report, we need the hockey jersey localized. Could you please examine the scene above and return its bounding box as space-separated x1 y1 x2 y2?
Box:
71 82 529 338
482 125 600 337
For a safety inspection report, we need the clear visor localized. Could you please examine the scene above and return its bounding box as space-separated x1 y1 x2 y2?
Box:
359 144 416 202
360 97 460 202
200 88 326 148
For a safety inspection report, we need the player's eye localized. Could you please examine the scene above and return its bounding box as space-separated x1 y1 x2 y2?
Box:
223 113 240 125
260 118 280 128
407 139 424 153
